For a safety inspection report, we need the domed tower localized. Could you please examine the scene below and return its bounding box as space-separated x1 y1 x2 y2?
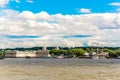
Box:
42 45 47 51
56 45 59 50
36 45 49 58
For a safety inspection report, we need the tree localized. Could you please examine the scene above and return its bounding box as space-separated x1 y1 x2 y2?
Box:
49 49 67 56
0 50 5 58
108 50 117 58
49 49 58 55
86 48 91 53
68 48 85 57
115 51 120 57
103 48 109 52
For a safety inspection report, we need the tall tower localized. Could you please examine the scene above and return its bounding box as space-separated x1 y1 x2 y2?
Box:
56 45 59 50
42 45 47 51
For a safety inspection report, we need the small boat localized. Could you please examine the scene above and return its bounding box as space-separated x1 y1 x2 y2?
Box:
91 55 99 60
116 56 120 59
25 56 30 59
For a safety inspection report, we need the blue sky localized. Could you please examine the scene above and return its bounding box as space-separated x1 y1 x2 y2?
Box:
6 0 120 14
0 0 120 48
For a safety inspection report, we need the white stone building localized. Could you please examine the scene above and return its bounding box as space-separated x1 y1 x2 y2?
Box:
16 50 36 58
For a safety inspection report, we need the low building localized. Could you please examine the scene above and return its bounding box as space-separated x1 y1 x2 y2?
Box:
4 46 52 58
16 50 36 58
36 50 49 58
36 46 49 58
90 52 99 59
98 52 108 59
84 52 90 58
5 50 17 58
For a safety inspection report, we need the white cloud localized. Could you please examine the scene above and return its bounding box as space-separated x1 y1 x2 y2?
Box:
0 0 9 7
1 10 120 48
26 0 33 3
109 2 120 12
78 8 91 13
12 0 33 3
109 2 120 7
15 0 20 3
20 11 35 20
117 8 120 11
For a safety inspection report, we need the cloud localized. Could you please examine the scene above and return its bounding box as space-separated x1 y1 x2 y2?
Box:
78 8 91 13
12 0 33 3
0 0 9 7
61 39 75 47
109 2 120 7
109 2 120 12
0 10 120 48
15 0 20 3
26 0 33 3
117 8 120 12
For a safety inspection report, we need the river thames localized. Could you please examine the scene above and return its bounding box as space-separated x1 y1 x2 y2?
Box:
0 58 120 80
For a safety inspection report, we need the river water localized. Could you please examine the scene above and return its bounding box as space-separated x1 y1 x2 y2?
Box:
0 58 120 66
0 58 120 80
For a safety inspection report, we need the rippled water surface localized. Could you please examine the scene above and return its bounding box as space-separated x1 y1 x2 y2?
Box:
0 58 120 80
1 58 120 66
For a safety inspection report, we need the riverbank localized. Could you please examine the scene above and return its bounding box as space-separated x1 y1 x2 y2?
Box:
0 58 120 80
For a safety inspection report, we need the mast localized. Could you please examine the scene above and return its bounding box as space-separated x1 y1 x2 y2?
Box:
90 40 93 56
96 40 99 55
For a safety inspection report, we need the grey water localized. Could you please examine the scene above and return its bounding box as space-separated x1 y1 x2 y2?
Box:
0 58 120 66
0 58 120 80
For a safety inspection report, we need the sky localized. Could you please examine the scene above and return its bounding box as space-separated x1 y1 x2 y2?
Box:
0 0 120 48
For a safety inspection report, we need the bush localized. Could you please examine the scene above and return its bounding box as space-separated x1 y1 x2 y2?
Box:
0 51 5 58
103 48 109 52
68 48 85 57
49 49 67 56
108 50 117 58
115 51 120 56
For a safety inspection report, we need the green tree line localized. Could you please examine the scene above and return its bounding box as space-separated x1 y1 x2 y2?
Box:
49 47 120 58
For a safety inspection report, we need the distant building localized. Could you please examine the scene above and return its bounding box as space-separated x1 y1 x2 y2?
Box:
5 46 50 58
36 46 50 58
90 52 108 59
36 50 49 58
56 45 59 50
98 52 108 59
5 50 16 58
90 52 99 59
16 50 36 58
36 46 49 58
84 52 90 58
